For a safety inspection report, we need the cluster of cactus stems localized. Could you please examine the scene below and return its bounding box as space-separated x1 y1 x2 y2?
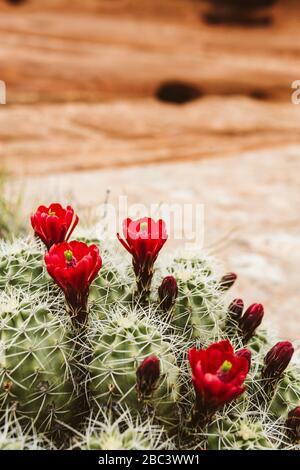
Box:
0 202 299 450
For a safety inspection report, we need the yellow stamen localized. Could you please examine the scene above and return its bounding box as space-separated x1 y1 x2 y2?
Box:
220 360 232 372
64 250 73 262
48 209 56 216
140 222 148 232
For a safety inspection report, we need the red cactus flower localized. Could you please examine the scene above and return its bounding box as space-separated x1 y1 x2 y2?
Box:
136 356 161 397
117 217 167 299
188 340 249 425
239 303 264 343
286 407 300 442
226 298 244 335
31 203 79 250
219 272 237 291
158 276 178 312
228 298 244 322
263 341 294 379
236 348 252 373
44 241 102 326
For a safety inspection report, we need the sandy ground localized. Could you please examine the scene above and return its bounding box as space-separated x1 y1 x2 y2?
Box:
11 145 300 344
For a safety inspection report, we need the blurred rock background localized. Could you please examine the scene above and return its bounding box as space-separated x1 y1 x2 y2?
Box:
0 0 299 341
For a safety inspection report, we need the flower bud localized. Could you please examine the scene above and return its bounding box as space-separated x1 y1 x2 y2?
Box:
286 407 300 442
136 356 160 397
219 272 237 291
227 298 244 322
239 303 264 343
158 276 178 312
263 341 294 379
236 348 252 373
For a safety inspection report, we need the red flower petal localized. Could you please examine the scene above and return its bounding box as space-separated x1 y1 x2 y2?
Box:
188 339 248 411
44 240 102 312
31 203 79 250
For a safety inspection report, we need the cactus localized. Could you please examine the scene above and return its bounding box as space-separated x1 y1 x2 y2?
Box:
88 307 182 429
71 409 173 450
161 251 226 339
0 206 299 450
0 288 81 432
0 238 46 291
87 241 133 307
270 368 300 417
0 410 49 450
207 414 278 450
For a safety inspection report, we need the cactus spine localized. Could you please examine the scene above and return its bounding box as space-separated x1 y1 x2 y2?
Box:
88 307 182 429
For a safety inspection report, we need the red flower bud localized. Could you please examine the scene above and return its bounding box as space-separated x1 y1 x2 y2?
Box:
239 303 264 343
188 340 248 421
236 348 251 373
263 341 294 379
117 218 167 300
31 203 79 250
227 298 244 322
158 276 178 312
45 241 102 326
136 356 160 397
219 272 237 291
286 407 300 442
